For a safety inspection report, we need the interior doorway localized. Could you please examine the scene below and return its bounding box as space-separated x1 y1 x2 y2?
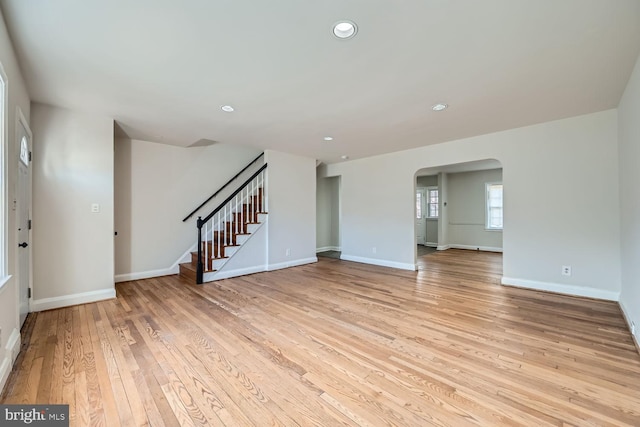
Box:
316 174 341 258
414 159 503 269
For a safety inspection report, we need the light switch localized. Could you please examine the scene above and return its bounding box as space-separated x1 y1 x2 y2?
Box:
91 203 100 213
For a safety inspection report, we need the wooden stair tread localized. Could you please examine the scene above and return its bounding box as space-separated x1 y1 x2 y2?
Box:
179 262 196 271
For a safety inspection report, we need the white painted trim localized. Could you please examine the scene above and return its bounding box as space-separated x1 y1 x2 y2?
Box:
115 266 178 283
425 242 438 248
267 257 318 271
0 328 21 394
115 242 196 282
0 63 7 281
0 357 10 395
316 246 341 253
31 288 116 312
6 327 20 362
447 244 503 253
340 254 416 271
0 274 11 292
619 300 639 350
501 277 619 301
436 245 450 251
204 265 266 282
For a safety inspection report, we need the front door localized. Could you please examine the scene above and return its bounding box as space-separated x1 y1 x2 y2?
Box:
17 115 31 327
416 188 426 245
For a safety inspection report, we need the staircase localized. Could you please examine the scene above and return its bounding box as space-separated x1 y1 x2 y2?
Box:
179 164 267 283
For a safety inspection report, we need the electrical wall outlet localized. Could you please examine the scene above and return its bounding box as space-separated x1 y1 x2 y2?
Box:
561 265 572 276
372 246 377 254
285 248 291 257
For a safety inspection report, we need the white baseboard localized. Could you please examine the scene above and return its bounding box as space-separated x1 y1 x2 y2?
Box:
501 277 619 301
0 355 11 396
0 328 21 394
316 246 341 253
267 257 318 272
31 288 117 312
203 257 319 282
447 244 503 253
436 245 450 251
115 241 199 283
340 254 416 271
619 300 639 352
204 265 266 282
6 328 20 362
115 266 179 283
425 242 438 248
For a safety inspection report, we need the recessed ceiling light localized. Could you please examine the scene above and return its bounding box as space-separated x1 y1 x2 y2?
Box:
432 103 448 112
221 105 234 112
323 136 334 141
333 21 357 39
341 155 349 160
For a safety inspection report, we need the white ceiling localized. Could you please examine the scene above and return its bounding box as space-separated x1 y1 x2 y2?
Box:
2 1 639 164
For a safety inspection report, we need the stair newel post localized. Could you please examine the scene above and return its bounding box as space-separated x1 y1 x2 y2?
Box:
196 216 204 284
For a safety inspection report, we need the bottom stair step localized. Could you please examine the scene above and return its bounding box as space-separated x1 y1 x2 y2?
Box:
179 262 217 282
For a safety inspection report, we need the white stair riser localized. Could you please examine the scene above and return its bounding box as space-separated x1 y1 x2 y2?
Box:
224 246 240 257
236 234 251 245
212 258 228 270
246 223 261 234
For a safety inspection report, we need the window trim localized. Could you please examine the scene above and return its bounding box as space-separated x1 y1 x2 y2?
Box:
485 181 503 231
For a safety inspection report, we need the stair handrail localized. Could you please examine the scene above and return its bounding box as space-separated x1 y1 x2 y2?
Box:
183 152 264 222
196 163 268 284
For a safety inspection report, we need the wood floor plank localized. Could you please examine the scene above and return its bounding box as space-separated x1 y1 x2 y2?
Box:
3 249 640 426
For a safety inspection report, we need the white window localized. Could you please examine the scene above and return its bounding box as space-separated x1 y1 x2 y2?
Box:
486 182 503 230
427 187 438 218
415 191 422 219
19 136 29 166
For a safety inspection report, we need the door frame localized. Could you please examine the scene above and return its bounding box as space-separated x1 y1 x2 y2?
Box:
15 106 32 326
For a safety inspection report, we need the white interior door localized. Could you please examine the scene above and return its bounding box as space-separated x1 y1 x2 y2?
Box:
416 188 426 245
17 117 31 327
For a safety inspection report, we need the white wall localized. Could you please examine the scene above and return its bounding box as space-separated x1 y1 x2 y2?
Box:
323 110 621 299
447 169 503 251
265 150 317 269
31 103 115 310
114 138 260 280
618 52 640 343
416 175 437 187
316 171 340 251
0 7 31 392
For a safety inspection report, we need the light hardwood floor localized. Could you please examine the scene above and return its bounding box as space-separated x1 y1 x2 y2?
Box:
3 250 640 426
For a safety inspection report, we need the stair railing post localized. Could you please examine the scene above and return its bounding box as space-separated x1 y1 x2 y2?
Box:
196 216 204 284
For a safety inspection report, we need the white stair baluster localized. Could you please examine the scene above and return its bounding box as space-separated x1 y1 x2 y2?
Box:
204 221 209 271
